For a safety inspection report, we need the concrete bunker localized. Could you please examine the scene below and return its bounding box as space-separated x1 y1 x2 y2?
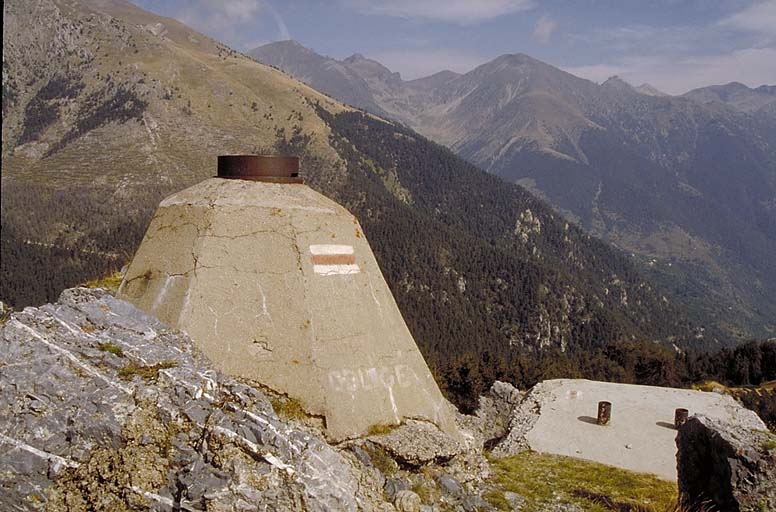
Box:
118 155 458 440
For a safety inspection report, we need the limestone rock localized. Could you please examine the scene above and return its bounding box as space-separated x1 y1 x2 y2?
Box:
472 381 523 448
394 490 422 512
384 477 411 502
676 415 776 511
368 420 464 468
437 474 463 497
0 288 376 511
491 381 547 456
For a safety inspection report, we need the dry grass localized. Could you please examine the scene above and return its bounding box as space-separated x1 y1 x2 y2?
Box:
97 342 124 357
270 396 308 421
84 271 124 294
118 360 177 381
486 451 678 512
363 443 399 476
366 423 400 436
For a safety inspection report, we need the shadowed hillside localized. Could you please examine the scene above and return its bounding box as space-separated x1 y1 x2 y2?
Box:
252 41 776 342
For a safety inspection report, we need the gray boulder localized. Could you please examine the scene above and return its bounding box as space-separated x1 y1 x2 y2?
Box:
367 419 464 468
475 381 522 448
677 414 776 511
0 288 377 511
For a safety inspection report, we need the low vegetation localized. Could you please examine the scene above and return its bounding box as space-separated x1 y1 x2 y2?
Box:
97 342 124 357
366 423 399 436
84 271 124 294
269 396 308 421
18 75 84 145
118 360 177 381
485 451 678 512
362 443 399 476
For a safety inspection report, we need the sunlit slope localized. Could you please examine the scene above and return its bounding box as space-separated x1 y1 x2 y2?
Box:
2 0 347 188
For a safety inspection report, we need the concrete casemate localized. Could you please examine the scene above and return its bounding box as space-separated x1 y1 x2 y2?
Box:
520 379 766 480
118 171 458 441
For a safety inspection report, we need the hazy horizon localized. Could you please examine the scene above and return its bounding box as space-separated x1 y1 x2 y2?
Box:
133 0 776 95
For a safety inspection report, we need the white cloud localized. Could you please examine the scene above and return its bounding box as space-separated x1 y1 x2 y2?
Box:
532 14 556 43
348 0 534 24
564 47 776 95
562 1 776 93
719 0 776 35
176 0 262 31
370 49 489 79
173 0 290 48
265 2 290 40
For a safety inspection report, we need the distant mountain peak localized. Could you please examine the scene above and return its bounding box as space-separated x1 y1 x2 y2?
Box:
257 39 304 50
683 81 776 112
601 75 634 90
491 53 539 65
635 83 668 97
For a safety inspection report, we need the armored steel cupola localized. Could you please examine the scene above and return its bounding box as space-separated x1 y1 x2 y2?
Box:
118 155 459 441
216 155 303 183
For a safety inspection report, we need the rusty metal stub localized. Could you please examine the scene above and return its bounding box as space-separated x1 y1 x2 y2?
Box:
217 155 302 183
597 401 612 426
674 408 689 429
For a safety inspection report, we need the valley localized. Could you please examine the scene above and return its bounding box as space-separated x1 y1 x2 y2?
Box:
252 41 776 341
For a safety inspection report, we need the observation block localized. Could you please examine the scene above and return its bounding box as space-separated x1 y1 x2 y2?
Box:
118 156 458 440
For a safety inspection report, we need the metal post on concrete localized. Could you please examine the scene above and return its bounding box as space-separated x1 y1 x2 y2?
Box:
674 408 689 428
597 401 612 425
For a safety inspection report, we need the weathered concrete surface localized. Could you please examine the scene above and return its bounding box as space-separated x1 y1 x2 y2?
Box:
493 379 766 480
0 288 377 511
677 415 776 512
117 178 457 441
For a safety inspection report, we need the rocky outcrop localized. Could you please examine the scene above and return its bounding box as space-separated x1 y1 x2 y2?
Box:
0 288 378 511
367 420 464 468
474 381 523 449
676 415 776 512
0 288 498 511
490 381 547 456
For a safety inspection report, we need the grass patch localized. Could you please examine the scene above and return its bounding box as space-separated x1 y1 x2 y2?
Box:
366 423 399 436
118 360 177 381
270 396 308 421
363 443 399 476
762 438 776 451
84 271 124 294
411 481 436 504
486 451 677 512
97 342 124 357
483 489 512 510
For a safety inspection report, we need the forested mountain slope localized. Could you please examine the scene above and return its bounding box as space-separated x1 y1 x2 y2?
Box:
253 41 776 341
3 0 710 408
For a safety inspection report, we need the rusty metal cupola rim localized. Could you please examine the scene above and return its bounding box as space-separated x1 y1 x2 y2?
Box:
217 155 303 183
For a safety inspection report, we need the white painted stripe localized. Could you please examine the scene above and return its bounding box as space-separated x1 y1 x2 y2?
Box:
309 244 354 255
313 264 361 275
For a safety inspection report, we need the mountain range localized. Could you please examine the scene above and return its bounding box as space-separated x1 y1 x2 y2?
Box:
1 0 720 408
250 41 776 340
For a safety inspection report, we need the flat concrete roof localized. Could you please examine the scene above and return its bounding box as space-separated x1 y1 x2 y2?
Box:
523 379 766 480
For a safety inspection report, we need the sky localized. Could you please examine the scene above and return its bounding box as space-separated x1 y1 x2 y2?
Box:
132 0 776 95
